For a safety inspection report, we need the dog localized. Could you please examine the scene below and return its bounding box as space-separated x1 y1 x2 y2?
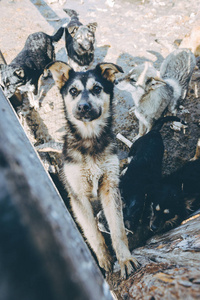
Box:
120 116 182 231
0 27 64 108
63 9 97 71
44 61 139 278
147 146 200 233
117 49 196 139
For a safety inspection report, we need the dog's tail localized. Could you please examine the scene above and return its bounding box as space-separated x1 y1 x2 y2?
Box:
160 49 196 99
51 27 64 42
62 8 81 30
151 116 182 131
63 8 79 19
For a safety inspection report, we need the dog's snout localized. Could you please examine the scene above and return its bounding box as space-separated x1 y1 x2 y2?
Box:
78 101 91 112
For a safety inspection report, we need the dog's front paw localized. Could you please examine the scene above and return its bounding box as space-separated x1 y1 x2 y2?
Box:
99 257 113 273
119 255 140 279
98 249 114 273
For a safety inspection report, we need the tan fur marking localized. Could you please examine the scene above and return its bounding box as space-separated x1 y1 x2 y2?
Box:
98 63 123 83
47 61 72 89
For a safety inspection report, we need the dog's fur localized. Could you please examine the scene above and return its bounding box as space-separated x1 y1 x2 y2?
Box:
147 156 200 233
63 9 97 71
117 49 196 138
45 61 138 277
0 27 64 107
120 116 182 231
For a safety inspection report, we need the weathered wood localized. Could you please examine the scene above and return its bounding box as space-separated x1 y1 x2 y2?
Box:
109 214 200 299
0 88 113 300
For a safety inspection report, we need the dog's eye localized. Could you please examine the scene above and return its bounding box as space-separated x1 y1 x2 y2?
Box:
129 78 136 86
69 87 78 97
92 85 102 95
130 77 136 83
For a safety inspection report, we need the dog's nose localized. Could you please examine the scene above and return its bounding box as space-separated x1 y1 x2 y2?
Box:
78 102 91 112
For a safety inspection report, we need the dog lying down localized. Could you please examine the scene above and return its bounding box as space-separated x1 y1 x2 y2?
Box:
45 61 139 278
120 116 183 231
116 49 196 139
147 145 200 233
63 8 97 71
0 27 64 108
97 116 182 234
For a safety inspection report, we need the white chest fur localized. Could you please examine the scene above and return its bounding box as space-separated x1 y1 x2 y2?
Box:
63 158 104 200
83 158 104 198
63 154 119 201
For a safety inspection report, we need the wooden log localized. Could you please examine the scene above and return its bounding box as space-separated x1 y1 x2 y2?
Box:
0 88 113 300
108 213 200 299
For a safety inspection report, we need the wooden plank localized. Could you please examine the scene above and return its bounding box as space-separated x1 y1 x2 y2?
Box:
0 88 113 300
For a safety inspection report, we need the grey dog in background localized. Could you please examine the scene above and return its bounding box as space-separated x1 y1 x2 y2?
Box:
63 8 97 71
117 49 196 139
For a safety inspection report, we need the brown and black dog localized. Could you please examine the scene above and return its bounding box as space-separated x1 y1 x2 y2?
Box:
45 61 139 277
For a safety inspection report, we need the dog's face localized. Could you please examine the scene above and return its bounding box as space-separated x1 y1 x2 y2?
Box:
148 184 183 233
117 62 166 104
0 64 26 98
46 61 123 132
70 23 97 55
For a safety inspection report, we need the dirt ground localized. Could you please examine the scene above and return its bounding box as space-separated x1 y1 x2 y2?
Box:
1 0 200 174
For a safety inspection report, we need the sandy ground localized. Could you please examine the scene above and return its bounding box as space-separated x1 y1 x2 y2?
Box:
1 0 200 174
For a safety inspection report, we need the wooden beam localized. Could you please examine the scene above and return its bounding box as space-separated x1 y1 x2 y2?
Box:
0 88 113 300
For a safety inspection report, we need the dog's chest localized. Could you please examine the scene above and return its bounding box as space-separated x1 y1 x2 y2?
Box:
83 158 104 199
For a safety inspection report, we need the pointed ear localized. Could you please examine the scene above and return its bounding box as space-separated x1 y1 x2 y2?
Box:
15 68 25 78
97 63 124 83
45 61 73 89
87 22 97 33
146 76 166 91
68 26 79 37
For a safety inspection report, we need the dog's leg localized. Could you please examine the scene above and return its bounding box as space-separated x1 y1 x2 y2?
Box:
99 158 139 278
70 197 113 272
167 100 177 115
138 120 146 136
132 122 145 141
62 163 113 272
27 91 39 110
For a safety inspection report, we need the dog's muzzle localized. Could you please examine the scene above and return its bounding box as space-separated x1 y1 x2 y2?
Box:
74 99 101 122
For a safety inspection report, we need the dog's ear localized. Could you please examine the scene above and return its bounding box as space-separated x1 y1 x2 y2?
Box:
68 26 79 37
97 63 124 83
14 68 25 78
46 61 73 89
87 22 97 33
146 77 166 91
